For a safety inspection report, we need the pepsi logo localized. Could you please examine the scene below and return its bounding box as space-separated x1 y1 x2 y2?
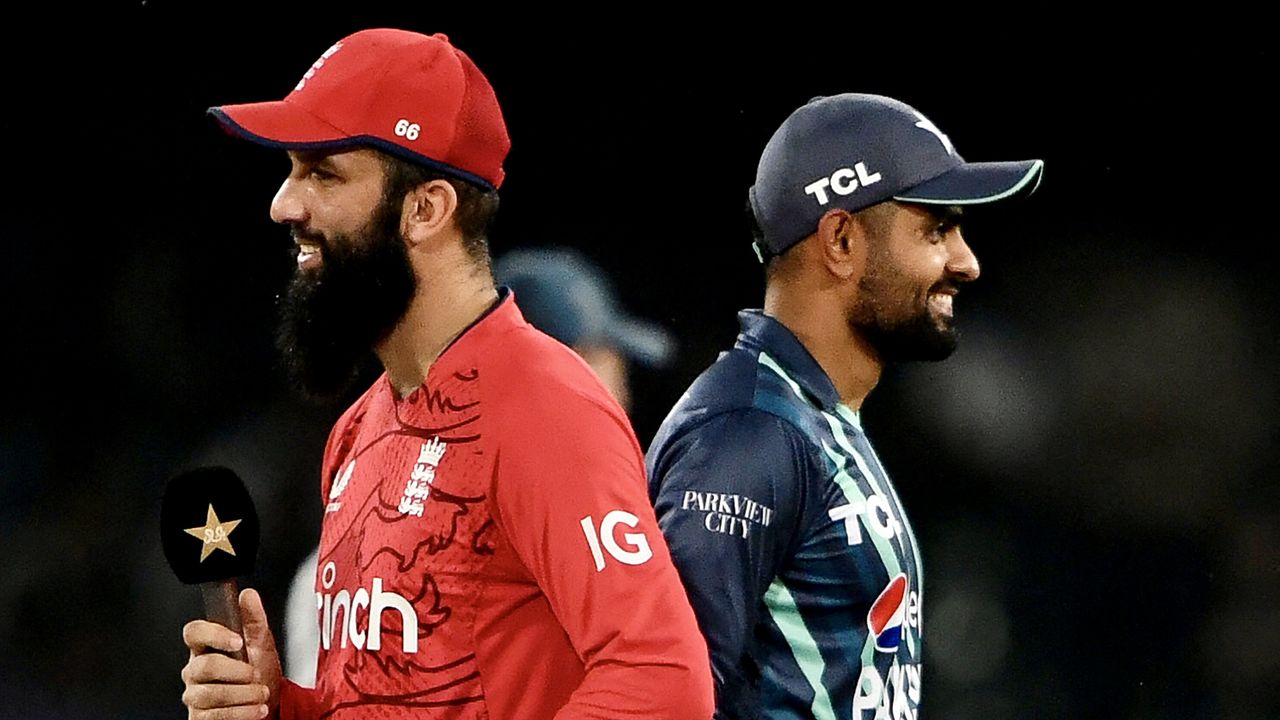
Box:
867 573 908 653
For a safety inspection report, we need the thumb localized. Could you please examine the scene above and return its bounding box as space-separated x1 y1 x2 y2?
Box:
238 588 282 689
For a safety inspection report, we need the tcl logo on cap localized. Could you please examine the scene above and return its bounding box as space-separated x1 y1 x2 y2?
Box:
803 162 883 206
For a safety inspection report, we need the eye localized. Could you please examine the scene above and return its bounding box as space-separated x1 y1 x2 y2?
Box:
929 218 960 243
308 167 338 182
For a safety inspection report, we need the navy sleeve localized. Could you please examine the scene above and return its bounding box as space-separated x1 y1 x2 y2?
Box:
647 408 811 718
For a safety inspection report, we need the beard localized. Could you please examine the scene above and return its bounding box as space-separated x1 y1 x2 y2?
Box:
851 272 959 364
274 194 417 400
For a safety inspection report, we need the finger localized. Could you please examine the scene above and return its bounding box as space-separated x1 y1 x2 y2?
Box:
190 705 269 720
238 589 274 650
183 682 270 710
183 620 245 655
181 653 257 685
238 588 279 664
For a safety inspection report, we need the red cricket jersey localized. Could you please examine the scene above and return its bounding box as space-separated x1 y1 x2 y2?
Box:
278 293 713 720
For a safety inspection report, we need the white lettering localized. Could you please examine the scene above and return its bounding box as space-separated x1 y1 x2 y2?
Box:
856 161 883 187
804 177 832 205
295 42 343 92
582 511 653 570
853 665 883 712
830 502 865 545
331 590 351 648
851 662 921 719
867 494 898 539
319 565 418 654
704 512 750 538
906 590 922 633
394 119 421 141
805 163 883 206
600 510 653 566
682 490 699 510
348 588 369 650
905 663 921 704
831 167 859 196
581 516 607 572
368 578 417 653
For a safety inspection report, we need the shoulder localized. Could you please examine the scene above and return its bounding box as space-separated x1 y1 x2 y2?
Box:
483 324 637 451
650 405 818 488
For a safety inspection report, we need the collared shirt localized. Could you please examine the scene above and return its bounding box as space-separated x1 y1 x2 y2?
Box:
648 310 924 720
280 290 713 720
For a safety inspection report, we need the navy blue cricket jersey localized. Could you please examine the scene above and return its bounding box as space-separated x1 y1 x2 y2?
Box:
647 310 924 720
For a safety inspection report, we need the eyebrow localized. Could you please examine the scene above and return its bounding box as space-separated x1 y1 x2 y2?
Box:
290 150 337 168
935 206 964 224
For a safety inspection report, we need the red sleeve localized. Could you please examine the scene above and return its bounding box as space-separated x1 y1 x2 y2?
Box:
495 386 714 719
277 678 320 720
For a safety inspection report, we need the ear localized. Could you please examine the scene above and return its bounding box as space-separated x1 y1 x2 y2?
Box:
401 179 459 247
814 208 865 281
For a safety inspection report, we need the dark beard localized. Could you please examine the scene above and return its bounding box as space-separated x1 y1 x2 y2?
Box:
854 308 958 363
852 272 959 364
274 196 417 400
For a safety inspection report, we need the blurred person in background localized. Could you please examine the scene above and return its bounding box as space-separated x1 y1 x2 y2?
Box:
178 27 712 720
283 244 677 684
646 93 1043 718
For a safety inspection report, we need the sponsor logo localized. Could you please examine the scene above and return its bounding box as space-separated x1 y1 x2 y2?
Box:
580 510 653 571
869 573 907 652
317 561 419 654
680 491 774 539
182 504 241 562
913 113 955 155
326 460 355 514
399 437 446 517
295 42 343 92
803 162 883 206
828 493 902 546
853 660 921 718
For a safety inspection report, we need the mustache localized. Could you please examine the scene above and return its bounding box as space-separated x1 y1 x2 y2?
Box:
290 226 327 247
288 227 327 261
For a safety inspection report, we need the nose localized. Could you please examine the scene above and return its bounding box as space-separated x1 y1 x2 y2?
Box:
946 229 980 282
269 177 308 226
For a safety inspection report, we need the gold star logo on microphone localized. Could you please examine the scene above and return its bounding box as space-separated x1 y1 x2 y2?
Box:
184 504 242 562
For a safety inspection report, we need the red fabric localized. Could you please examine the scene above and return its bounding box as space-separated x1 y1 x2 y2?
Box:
278 679 320 720
213 29 509 189
281 295 712 719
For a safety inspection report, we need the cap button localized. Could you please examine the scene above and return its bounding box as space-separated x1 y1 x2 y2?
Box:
432 32 451 44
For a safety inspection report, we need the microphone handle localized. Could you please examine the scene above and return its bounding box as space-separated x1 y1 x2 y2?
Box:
201 579 248 662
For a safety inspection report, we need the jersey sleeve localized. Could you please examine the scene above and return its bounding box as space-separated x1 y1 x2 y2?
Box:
277 677 320 720
494 389 714 720
646 408 810 717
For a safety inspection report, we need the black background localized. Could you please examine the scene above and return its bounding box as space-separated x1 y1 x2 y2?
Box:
0 7 1276 719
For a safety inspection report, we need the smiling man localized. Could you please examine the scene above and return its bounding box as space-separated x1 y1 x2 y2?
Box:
177 28 712 720
646 94 1043 719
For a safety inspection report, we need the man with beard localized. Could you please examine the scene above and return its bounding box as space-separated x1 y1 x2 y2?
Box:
646 93 1043 719
178 28 713 720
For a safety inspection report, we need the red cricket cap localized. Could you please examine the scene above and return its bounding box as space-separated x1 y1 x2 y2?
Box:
209 28 509 190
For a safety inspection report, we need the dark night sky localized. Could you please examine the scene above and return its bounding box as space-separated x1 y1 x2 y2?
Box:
1 8 1276 720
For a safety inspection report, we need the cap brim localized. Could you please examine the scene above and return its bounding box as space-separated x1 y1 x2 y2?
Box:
603 318 676 368
894 159 1044 206
209 101 355 147
207 103 498 191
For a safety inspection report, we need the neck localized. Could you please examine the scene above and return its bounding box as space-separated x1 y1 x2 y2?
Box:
764 281 882 410
376 252 497 398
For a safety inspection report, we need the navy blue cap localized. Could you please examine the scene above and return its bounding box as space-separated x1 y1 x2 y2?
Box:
749 93 1044 260
495 247 676 368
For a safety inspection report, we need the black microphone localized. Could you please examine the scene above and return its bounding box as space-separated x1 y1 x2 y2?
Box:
161 466 261 662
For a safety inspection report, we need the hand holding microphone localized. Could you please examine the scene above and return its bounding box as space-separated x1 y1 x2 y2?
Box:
162 467 282 720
